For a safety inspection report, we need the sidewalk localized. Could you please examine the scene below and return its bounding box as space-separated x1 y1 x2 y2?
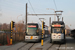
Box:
0 42 25 50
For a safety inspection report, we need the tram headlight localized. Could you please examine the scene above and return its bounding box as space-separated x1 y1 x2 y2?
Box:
53 35 56 36
35 37 37 38
58 35 61 36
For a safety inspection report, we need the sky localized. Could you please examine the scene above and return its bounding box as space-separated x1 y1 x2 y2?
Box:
0 0 75 29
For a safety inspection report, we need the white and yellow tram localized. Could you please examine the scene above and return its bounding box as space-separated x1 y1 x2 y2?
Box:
25 23 42 42
50 21 66 43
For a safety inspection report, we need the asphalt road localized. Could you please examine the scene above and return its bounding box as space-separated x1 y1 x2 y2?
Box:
0 37 75 50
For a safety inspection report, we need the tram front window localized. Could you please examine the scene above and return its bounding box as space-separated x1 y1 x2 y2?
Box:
27 28 37 35
53 28 62 33
27 25 38 35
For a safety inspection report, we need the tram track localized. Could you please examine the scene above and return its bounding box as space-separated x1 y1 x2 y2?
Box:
47 43 62 50
17 43 28 50
28 43 35 50
57 44 61 50
47 43 54 50
17 43 35 50
17 38 49 50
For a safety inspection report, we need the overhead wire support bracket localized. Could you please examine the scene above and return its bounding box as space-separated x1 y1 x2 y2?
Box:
28 14 62 16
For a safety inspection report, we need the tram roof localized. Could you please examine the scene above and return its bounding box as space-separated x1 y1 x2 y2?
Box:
52 21 64 25
27 23 38 25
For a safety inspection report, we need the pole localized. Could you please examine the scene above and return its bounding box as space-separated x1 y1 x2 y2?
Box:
10 21 13 45
57 16 59 21
41 21 43 46
62 17 63 21
58 16 59 21
25 3 27 32
49 17 51 27
54 11 56 21
47 8 56 21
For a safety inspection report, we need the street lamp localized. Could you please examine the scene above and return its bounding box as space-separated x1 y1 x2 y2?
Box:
17 14 22 23
46 8 56 21
16 14 22 32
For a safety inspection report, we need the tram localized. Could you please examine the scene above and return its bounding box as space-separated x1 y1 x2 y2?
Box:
25 23 42 42
50 21 66 43
71 29 75 39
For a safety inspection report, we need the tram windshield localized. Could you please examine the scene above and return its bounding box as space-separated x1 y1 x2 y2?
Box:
27 25 38 35
52 28 62 33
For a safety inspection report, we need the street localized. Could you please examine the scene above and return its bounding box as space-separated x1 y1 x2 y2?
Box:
0 36 75 50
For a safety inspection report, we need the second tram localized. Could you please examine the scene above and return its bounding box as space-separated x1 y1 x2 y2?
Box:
50 21 66 43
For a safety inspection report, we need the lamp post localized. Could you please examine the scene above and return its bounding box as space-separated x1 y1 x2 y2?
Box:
17 14 22 41
17 14 22 32
17 14 22 23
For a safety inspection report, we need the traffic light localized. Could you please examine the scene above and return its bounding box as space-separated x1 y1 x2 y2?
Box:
43 22 45 28
12 21 15 28
11 21 15 28
10 21 15 45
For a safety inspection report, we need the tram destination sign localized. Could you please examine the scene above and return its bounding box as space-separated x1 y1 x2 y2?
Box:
28 25 36 27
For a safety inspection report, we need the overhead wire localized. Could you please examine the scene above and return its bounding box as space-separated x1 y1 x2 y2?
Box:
28 0 36 14
53 0 58 20
28 6 54 14
53 0 63 21
53 0 57 10
28 0 42 22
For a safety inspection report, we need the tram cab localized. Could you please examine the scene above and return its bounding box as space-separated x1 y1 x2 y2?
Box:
25 23 42 42
50 21 65 43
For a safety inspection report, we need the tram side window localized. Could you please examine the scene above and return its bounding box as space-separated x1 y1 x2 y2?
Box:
62 28 64 33
62 29 63 33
